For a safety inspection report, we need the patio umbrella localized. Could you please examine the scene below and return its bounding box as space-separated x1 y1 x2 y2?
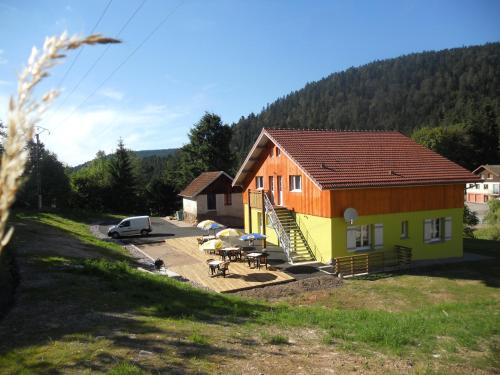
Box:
240 233 267 241
216 228 243 238
240 233 267 247
200 239 223 252
197 220 217 230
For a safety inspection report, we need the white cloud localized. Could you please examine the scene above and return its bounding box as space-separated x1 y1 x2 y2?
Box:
40 103 188 166
0 50 7 65
99 88 124 101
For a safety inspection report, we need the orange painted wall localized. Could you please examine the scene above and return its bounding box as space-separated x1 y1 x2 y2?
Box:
242 142 332 217
242 141 465 218
330 184 465 217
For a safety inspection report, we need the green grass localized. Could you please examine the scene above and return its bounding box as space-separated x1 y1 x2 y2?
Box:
187 332 210 346
261 333 289 345
15 211 127 258
474 225 500 240
107 363 143 375
0 211 499 373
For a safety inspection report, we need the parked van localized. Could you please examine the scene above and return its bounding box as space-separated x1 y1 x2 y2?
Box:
107 216 152 239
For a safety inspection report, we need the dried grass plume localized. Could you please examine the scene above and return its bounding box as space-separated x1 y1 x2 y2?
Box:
0 32 120 252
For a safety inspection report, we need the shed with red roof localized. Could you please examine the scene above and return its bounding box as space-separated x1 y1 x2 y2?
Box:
179 171 243 226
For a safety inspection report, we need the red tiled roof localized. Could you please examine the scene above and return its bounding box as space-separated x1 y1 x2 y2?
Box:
236 128 480 189
472 164 500 177
179 171 230 198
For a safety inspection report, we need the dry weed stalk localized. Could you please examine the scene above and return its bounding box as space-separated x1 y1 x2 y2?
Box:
0 32 120 253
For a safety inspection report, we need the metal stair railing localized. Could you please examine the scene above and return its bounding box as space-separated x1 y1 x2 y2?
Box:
263 193 293 264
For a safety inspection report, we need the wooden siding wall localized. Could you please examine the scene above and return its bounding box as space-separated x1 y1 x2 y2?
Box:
241 142 465 218
330 184 465 217
242 142 332 217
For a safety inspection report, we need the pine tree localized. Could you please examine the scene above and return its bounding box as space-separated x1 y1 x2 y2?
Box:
178 113 235 188
108 138 137 212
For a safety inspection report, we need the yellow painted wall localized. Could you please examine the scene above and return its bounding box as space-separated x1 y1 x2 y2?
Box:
331 207 464 261
295 213 333 263
246 205 463 263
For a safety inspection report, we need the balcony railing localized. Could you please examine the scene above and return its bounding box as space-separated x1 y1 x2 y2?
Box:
248 189 264 209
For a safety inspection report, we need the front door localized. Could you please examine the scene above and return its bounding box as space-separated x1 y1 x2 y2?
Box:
207 193 216 210
277 176 283 206
269 176 275 204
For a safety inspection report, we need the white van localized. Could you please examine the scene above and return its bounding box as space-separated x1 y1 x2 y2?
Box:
107 216 152 239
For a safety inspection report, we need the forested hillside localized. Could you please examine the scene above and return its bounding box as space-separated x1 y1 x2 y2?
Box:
231 43 500 158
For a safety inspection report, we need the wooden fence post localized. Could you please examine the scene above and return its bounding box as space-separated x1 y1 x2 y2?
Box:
261 191 266 248
248 190 252 233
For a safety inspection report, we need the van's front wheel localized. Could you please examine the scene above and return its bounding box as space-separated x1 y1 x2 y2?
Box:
111 232 120 239
141 229 149 236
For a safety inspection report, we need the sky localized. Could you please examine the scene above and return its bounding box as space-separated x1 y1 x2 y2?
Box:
0 0 499 166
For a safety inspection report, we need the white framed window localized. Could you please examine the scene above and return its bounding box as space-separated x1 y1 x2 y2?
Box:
424 217 452 243
255 176 264 190
484 184 488 190
275 147 281 157
347 225 369 250
488 173 493 180
401 220 409 239
493 184 499 194
289 175 302 192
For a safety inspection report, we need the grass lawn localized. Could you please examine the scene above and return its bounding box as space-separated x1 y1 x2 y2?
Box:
0 212 498 374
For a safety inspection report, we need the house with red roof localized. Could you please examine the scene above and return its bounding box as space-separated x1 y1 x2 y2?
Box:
232 128 480 264
179 171 243 226
466 165 500 203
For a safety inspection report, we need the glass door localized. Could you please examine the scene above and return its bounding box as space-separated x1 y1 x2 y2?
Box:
277 176 283 206
269 176 275 204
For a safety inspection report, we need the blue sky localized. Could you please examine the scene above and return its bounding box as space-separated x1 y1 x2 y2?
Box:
0 0 499 165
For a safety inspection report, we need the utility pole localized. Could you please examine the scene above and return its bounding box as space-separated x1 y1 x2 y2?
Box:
34 126 49 211
35 133 42 210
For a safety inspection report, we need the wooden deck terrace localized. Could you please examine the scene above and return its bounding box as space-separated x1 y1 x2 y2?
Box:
138 235 295 293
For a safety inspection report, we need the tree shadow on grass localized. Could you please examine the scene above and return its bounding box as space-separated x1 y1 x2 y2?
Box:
0 216 269 373
380 239 500 288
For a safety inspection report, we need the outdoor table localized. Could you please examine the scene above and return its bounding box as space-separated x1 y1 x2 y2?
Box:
198 235 216 245
218 247 241 262
208 260 223 275
246 252 263 269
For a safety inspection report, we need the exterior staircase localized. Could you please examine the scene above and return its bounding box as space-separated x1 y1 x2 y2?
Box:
263 194 315 263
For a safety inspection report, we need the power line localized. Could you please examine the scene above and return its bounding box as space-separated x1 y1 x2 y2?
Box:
51 0 147 117
53 0 185 131
55 0 113 89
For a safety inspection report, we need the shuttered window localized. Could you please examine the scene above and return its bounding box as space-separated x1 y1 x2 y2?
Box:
444 217 452 240
347 224 374 251
374 224 384 249
424 217 452 243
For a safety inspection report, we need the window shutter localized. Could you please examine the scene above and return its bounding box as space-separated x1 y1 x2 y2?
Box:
347 227 356 250
374 224 384 249
444 217 452 241
424 219 432 243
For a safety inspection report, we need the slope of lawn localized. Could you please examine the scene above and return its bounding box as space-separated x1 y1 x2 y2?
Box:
0 212 498 374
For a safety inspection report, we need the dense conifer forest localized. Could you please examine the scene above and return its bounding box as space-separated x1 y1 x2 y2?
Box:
231 43 500 160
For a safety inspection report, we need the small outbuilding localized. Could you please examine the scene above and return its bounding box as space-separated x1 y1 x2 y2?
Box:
179 171 243 227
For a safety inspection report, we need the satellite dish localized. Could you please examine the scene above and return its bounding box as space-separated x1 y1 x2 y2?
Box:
343 208 358 224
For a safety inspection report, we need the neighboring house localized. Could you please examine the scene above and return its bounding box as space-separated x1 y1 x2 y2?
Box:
466 165 500 203
232 128 480 264
179 171 243 226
